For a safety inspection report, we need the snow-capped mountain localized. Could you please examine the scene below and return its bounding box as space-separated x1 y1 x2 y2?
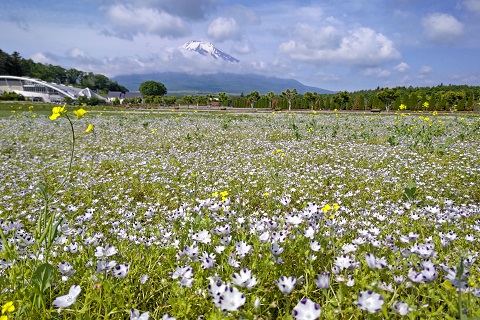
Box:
179 41 239 63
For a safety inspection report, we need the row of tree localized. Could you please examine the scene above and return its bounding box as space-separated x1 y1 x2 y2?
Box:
0 49 128 94
171 87 477 112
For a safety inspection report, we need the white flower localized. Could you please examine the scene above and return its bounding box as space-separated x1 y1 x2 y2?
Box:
208 276 228 297
314 272 330 289
139 274 149 284
365 253 387 269
130 308 150 320
113 263 130 278
95 244 118 258
270 243 284 256
275 276 296 294
391 301 413 316
52 285 81 308
232 268 257 288
234 241 252 258
292 298 321 320
354 290 384 313
192 229 211 244
201 252 216 269
213 286 246 311
310 241 321 252
96 258 117 273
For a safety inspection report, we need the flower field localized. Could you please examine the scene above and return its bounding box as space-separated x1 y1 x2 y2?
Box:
1 107 480 319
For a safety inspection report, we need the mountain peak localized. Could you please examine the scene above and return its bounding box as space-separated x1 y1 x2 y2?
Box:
179 40 239 63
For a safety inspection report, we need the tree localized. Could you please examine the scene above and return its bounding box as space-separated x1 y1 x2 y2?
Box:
466 91 475 111
218 92 229 106
139 80 167 97
246 91 260 108
280 88 298 111
333 91 351 110
303 92 318 110
442 91 465 112
377 88 399 112
265 91 276 109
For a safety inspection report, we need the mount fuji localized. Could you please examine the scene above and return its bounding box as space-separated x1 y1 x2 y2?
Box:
179 41 239 63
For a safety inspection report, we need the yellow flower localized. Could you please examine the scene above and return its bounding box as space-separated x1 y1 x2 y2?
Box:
73 108 87 119
1 301 14 313
84 124 94 134
399 104 407 110
333 203 340 211
423 102 429 109
322 204 332 213
0 315 7 320
220 191 229 198
312 110 317 114
49 105 66 120
212 191 219 198
263 191 270 197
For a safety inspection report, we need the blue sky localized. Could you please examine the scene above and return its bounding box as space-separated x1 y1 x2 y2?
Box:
1 0 480 91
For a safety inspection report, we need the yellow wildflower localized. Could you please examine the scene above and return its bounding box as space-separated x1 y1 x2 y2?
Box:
399 104 407 110
322 204 332 213
220 191 229 198
263 192 270 197
312 110 317 114
73 108 87 119
49 105 66 120
1 301 14 313
212 191 219 198
333 203 340 211
84 124 94 134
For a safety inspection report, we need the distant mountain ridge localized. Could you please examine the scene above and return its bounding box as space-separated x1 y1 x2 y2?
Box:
112 72 335 95
179 41 239 63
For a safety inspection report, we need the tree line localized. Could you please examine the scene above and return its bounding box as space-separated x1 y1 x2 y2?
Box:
0 49 128 94
174 86 478 112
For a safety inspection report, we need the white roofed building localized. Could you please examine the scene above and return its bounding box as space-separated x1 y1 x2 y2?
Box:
0 75 107 103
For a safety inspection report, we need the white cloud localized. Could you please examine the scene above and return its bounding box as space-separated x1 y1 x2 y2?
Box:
279 25 401 66
420 65 432 73
422 13 464 44
126 0 218 20
394 62 410 72
207 17 241 42
462 0 480 14
102 3 190 39
315 71 340 81
362 67 391 78
30 53 56 65
231 41 254 55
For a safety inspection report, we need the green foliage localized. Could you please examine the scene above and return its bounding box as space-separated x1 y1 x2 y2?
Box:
443 91 466 112
333 91 351 110
139 80 167 97
0 91 25 101
0 49 128 92
246 90 261 108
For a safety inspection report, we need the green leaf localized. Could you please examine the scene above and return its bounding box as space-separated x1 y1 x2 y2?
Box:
32 263 55 293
